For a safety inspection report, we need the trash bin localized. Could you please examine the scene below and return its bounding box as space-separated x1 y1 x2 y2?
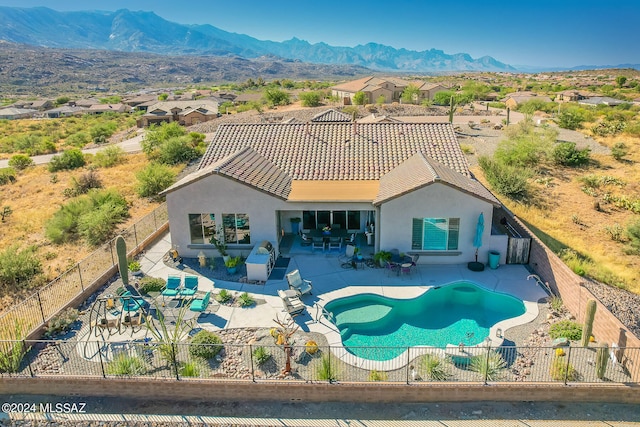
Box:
488 251 500 269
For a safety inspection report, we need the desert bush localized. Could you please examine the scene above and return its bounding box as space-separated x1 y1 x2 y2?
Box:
64 170 103 197
216 289 233 304
64 132 90 148
550 356 578 381
316 354 338 381
549 296 564 313
8 154 34 170
179 361 201 378
368 370 388 381
0 321 28 373
156 136 201 165
44 308 79 338
10 134 56 156
469 350 507 381
591 119 626 137
89 122 117 144
611 142 629 161
252 346 271 365
106 353 147 376
93 145 125 168
238 292 255 307
0 244 42 289
604 223 625 242
138 276 166 294
557 108 585 130
419 353 450 381
478 156 530 200
552 142 590 167
300 91 322 107
48 148 86 172
627 219 640 251
0 167 17 185
549 320 582 341
136 163 176 198
189 330 223 359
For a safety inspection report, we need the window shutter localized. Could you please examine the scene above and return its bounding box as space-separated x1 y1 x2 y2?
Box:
411 218 423 250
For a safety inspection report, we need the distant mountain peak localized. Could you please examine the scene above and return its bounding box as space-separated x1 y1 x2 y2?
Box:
0 6 516 72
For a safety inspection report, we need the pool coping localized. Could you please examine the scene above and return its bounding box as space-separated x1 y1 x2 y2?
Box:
307 279 545 372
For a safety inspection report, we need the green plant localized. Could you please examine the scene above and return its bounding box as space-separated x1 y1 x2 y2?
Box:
549 296 564 313
373 250 391 267
550 356 578 381
0 320 29 373
216 289 233 304
1 206 12 222
368 369 388 381
179 361 201 378
581 299 597 347
552 142 590 167
128 260 141 272
238 292 255 307
316 354 338 381
549 320 582 341
8 154 34 171
115 235 129 285
0 167 17 185
48 148 86 172
209 225 228 257
189 330 223 359
64 170 103 197
419 353 450 381
138 276 166 294
596 344 609 380
44 308 79 338
478 156 530 200
136 162 176 198
105 353 147 376
252 346 271 365
225 256 242 268
93 145 125 168
469 350 507 381
0 244 43 289
611 142 629 161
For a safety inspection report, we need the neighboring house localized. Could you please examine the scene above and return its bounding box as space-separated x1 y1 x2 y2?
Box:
310 109 352 123
234 93 263 104
503 92 552 109
72 98 101 108
162 122 507 266
357 113 402 123
136 99 220 127
44 105 87 118
87 103 131 114
578 96 626 107
331 77 447 105
555 90 594 103
9 99 54 110
0 107 38 120
122 95 157 109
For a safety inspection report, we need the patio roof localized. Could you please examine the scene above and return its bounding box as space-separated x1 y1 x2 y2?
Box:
288 180 379 202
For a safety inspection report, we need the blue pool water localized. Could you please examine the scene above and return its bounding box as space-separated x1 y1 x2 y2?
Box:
323 281 525 361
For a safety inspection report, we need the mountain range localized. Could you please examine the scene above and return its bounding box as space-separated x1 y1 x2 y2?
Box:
0 6 516 73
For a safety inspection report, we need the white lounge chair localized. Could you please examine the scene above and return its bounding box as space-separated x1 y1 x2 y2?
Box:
278 289 305 316
286 269 313 296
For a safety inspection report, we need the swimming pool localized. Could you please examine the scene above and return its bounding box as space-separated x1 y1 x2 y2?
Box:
323 281 525 361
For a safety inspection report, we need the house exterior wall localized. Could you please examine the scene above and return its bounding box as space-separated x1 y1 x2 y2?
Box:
377 183 499 264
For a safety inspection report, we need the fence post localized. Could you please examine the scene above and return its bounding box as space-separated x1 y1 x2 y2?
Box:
564 346 572 385
77 264 84 292
36 292 46 324
249 344 255 382
97 341 106 379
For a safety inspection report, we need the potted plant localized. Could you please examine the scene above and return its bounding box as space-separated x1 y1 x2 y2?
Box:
290 217 301 235
354 247 363 260
128 260 142 276
209 226 229 262
373 250 392 268
225 256 242 274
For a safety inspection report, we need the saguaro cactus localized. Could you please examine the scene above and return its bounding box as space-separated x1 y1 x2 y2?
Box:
581 299 597 347
115 235 129 285
596 343 609 380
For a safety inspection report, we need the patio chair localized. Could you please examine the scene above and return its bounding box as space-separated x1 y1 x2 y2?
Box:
161 275 182 298
385 260 400 277
180 275 199 297
189 291 211 312
119 291 146 312
278 289 306 317
286 269 313 296
339 244 356 263
311 236 325 252
328 236 342 251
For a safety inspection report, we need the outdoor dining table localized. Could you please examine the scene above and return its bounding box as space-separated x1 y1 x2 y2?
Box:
158 297 199 325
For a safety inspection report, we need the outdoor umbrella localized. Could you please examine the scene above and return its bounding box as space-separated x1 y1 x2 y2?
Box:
473 213 484 261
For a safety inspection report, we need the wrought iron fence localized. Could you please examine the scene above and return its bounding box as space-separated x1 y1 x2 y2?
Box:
0 203 169 341
3 339 638 385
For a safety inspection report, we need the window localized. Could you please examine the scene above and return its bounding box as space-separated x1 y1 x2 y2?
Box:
189 214 216 244
412 218 459 251
223 213 251 244
302 210 364 230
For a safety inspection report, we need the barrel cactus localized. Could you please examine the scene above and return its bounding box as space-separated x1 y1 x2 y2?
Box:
115 235 128 285
581 299 596 347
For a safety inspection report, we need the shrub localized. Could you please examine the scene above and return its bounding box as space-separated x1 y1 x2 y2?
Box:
8 154 34 171
93 145 125 168
44 308 79 338
252 346 271 365
156 136 200 165
549 320 582 341
557 109 585 130
78 198 128 246
552 142 590 167
64 132 90 148
0 244 42 289
300 91 322 107
550 356 578 381
368 370 388 381
136 163 176 198
64 170 103 197
89 122 117 144
216 289 233 304
610 142 628 161
469 350 507 381
549 296 564 313
605 224 625 242
106 353 147 376
419 353 449 381
627 219 640 251
237 292 255 307
189 330 223 359
0 167 17 185
478 156 530 200
179 361 201 377
48 149 86 172
138 276 165 294
316 354 338 381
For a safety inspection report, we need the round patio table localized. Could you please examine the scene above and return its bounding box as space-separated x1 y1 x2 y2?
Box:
159 298 199 324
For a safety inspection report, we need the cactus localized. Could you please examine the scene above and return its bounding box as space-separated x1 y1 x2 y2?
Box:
448 96 455 123
596 343 609 380
581 299 597 347
115 235 129 285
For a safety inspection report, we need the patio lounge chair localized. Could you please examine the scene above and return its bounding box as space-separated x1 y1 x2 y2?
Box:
161 275 182 298
278 289 305 316
180 275 199 297
189 291 211 312
286 269 313 296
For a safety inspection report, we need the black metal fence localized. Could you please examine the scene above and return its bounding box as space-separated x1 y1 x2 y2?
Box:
0 203 169 340
3 340 638 385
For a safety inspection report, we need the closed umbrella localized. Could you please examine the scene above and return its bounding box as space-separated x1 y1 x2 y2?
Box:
473 213 484 262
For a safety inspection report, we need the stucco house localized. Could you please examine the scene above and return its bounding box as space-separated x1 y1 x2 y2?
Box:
136 99 220 127
503 92 552 109
332 77 447 105
162 122 508 267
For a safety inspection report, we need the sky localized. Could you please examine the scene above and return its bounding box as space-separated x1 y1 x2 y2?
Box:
1 0 639 68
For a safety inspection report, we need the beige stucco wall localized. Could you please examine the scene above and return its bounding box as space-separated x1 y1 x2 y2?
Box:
377 183 500 264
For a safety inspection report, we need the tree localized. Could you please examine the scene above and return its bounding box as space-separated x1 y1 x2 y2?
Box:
264 88 290 107
616 76 627 88
299 91 322 107
158 93 169 101
376 95 386 106
352 91 367 106
401 84 420 104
